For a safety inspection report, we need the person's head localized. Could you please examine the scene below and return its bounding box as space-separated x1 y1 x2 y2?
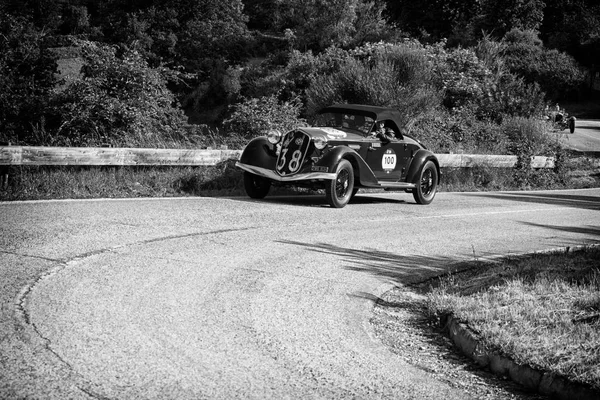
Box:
376 121 385 129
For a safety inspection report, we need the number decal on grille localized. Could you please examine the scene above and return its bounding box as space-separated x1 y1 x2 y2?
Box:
277 131 310 175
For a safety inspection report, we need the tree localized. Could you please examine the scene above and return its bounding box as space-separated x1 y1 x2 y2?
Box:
502 29 585 100
178 0 250 70
383 0 479 44
469 0 545 40
540 0 600 67
278 0 359 51
0 13 58 144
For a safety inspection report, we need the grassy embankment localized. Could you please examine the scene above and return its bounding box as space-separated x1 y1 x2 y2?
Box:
0 154 599 201
426 246 600 391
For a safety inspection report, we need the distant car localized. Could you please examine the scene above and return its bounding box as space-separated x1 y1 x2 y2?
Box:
235 104 440 208
546 104 576 133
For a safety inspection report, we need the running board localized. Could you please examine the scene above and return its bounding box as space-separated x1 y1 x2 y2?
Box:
377 181 416 191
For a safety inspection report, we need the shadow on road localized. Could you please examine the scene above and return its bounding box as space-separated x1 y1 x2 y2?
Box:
520 221 600 239
277 239 473 286
230 193 407 207
467 191 600 211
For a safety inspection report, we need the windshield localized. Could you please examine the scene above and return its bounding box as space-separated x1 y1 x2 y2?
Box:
315 112 375 136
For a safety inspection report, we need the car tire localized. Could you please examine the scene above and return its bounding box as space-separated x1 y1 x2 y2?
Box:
244 172 271 199
325 159 354 208
412 160 438 205
569 118 575 133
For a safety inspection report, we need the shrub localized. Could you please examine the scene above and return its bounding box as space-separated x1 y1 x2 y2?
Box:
502 29 585 100
223 94 307 138
502 116 561 187
240 47 351 107
305 41 441 127
427 41 547 124
475 74 547 122
0 14 58 145
412 107 510 154
51 40 190 147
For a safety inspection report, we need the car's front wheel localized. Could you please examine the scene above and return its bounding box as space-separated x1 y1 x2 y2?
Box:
244 172 271 199
412 161 438 205
325 159 354 208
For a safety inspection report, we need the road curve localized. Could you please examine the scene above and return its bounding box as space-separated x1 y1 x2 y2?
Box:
1 189 599 399
561 118 600 153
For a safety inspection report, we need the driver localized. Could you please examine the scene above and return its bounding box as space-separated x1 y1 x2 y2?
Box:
371 121 396 143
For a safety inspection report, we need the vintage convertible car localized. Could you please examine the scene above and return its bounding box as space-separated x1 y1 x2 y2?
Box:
235 104 440 208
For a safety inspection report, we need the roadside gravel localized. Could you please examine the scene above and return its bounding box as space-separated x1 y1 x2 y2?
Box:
371 287 546 400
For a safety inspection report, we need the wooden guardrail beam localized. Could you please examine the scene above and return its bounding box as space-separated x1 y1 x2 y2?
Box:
0 146 555 168
0 146 243 166
436 154 555 169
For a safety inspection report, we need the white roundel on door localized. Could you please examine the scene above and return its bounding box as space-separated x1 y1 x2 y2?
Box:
381 149 396 173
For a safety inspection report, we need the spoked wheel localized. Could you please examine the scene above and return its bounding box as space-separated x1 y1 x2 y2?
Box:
412 161 438 205
325 159 354 208
243 172 271 199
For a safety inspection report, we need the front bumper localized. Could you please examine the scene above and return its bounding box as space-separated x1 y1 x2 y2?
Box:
236 162 336 182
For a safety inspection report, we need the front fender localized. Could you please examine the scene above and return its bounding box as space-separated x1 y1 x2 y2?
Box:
239 137 277 170
405 149 440 184
316 146 378 186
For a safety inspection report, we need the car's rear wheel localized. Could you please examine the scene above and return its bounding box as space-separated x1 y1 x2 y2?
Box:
325 159 354 208
569 118 575 133
412 161 438 205
244 172 271 199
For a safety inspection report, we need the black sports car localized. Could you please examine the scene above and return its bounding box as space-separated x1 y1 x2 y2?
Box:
236 104 440 208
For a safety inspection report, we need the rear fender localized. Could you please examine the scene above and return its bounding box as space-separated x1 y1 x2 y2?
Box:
406 149 441 184
239 137 277 170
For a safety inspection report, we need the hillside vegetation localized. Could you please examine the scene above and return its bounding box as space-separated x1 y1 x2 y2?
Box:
1 0 598 159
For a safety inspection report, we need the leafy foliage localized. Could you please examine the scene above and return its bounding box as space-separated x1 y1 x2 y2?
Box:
470 0 545 38
0 0 597 154
223 95 307 139
304 43 441 128
502 29 585 100
50 41 190 147
0 13 57 144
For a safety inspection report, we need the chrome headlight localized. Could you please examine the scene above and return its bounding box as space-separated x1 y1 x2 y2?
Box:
266 129 282 144
313 136 328 150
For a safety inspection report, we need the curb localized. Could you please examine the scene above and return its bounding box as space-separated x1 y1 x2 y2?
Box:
443 312 599 400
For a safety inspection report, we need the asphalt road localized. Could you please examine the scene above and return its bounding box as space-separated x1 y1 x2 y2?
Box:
561 118 600 153
1 189 599 399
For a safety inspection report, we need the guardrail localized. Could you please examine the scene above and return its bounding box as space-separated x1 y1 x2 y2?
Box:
0 146 555 168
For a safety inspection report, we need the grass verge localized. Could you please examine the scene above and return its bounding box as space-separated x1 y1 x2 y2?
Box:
426 246 600 391
1 155 598 201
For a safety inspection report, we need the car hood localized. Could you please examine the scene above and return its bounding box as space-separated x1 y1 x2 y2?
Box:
298 127 364 141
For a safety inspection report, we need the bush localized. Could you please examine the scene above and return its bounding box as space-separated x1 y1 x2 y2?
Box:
502 116 562 187
411 107 510 154
223 94 307 139
0 14 58 145
50 40 190 147
239 47 351 107
502 29 585 100
305 41 441 126
428 41 546 123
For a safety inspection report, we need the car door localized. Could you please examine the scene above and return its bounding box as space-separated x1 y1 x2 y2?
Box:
364 138 413 181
